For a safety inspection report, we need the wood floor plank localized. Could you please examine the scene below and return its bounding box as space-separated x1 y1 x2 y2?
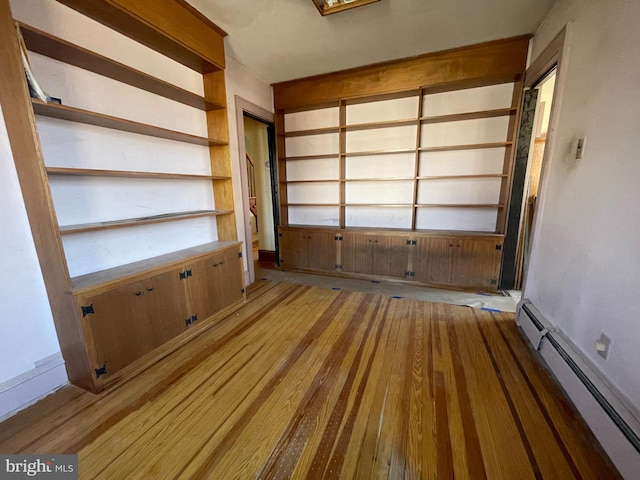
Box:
476 312 577 479
0 281 621 479
493 314 622 479
101 286 345 479
448 305 535 480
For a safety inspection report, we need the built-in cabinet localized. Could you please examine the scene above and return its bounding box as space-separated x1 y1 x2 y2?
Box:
279 228 338 271
74 242 243 381
411 236 503 288
2 0 243 392
280 226 503 290
341 232 410 279
273 36 529 291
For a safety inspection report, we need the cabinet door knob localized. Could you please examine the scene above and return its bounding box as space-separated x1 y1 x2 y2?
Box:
213 263 218 267
135 291 142 296
146 287 153 292
219 260 225 265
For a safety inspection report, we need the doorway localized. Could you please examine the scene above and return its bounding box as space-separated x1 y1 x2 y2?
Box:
514 70 556 288
235 97 279 285
243 114 277 265
500 68 558 290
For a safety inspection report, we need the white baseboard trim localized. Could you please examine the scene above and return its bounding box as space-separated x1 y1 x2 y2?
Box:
518 300 640 478
0 352 69 422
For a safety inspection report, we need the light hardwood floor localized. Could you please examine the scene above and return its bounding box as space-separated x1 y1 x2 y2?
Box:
0 280 619 479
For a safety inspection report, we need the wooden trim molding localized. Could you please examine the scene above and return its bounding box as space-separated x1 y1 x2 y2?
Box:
0 0 94 390
273 35 531 110
525 27 567 88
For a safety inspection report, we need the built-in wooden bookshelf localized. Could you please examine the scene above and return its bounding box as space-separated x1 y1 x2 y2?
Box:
273 35 529 289
2 0 241 393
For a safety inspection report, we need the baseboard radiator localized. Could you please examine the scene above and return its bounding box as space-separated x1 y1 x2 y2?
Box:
517 301 640 478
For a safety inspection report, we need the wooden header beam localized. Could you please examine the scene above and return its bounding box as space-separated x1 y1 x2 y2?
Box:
57 0 226 72
273 35 531 110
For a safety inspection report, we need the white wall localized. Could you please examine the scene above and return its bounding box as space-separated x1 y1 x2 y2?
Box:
0 110 60 388
224 57 274 276
525 0 640 413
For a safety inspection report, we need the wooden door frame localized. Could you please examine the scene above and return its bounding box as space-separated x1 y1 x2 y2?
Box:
234 96 275 285
500 25 570 290
511 25 570 293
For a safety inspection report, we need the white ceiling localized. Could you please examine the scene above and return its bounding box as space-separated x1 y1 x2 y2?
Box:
187 0 556 85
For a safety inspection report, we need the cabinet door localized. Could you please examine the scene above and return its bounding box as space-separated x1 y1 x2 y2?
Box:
187 247 244 321
142 268 189 347
371 234 410 279
452 238 503 288
216 247 244 310
306 230 337 271
80 281 151 376
188 255 222 322
342 233 374 274
279 229 308 269
413 237 454 285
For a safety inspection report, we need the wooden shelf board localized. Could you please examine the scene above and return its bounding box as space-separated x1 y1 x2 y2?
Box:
343 177 414 182
282 126 340 138
56 0 224 73
413 228 502 237
46 167 220 180
419 142 512 153
282 179 339 184
346 203 413 208
420 108 515 124
60 209 232 235
343 118 417 131
70 240 241 293
283 154 338 161
19 23 223 112
284 203 340 207
32 100 227 147
417 174 507 180
343 148 416 157
415 204 504 208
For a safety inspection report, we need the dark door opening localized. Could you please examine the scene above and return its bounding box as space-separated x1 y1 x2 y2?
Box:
501 68 557 290
242 113 279 274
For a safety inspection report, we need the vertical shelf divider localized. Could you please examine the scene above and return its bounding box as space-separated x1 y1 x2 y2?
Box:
411 90 424 231
496 75 525 234
339 100 347 228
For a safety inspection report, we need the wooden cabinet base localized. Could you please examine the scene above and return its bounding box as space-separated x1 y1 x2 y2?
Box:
70 241 245 393
279 226 503 292
90 296 246 393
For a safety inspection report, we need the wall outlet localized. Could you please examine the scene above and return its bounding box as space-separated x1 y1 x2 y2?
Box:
594 332 611 360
